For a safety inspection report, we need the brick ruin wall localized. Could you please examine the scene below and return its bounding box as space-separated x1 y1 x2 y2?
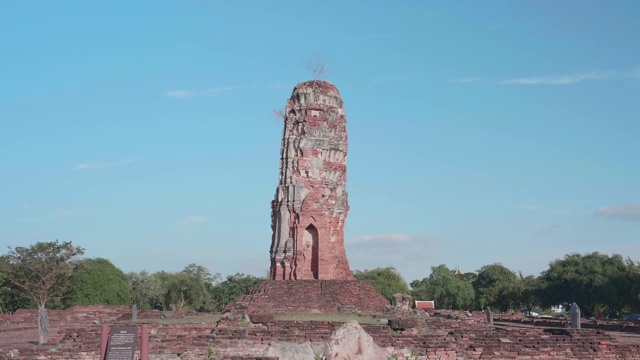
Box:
3 306 640 359
226 280 390 314
270 80 353 280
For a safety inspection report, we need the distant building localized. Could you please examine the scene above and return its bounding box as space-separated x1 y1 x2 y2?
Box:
415 300 435 310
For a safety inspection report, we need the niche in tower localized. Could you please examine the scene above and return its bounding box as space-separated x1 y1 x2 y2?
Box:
303 224 319 279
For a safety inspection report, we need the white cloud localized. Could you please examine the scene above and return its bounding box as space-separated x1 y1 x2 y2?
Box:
164 86 238 99
449 77 488 83
498 72 607 85
179 216 208 226
372 74 412 84
531 223 563 238
594 203 640 223
258 83 293 91
346 233 421 244
19 207 91 224
73 158 138 171
346 234 440 280
515 204 540 211
345 234 439 269
453 67 640 86
164 90 199 98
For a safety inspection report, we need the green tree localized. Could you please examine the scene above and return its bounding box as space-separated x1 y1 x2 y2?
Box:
354 267 410 304
144 264 220 311
473 263 518 312
65 258 131 307
411 265 474 310
0 240 84 344
539 252 633 317
504 274 541 314
627 260 640 313
0 271 34 313
128 271 164 310
162 271 208 311
210 273 264 312
460 272 477 284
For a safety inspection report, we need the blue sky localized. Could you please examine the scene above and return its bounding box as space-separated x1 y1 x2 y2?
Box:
1 1 639 283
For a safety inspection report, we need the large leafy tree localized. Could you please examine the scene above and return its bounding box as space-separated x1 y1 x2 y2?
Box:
473 263 518 312
539 252 634 317
411 265 474 310
65 258 131 307
210 273 264 312
354 267 410 304
0 271 34 313
129 265 221 311
504 274 541 313
128 270 164 310
161 271 209 311
0 240 84 344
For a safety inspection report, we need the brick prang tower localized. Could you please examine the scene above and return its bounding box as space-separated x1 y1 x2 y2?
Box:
270 80 354 280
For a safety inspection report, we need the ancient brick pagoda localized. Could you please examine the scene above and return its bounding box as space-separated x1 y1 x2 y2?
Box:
269 80 353 280
227 80 388 314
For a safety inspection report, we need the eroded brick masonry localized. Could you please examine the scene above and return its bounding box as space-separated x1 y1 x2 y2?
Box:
270 80 353 280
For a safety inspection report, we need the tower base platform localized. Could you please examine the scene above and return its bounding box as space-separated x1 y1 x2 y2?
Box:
226 280 389 315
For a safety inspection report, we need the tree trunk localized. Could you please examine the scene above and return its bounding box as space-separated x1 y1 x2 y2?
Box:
37 305 50 344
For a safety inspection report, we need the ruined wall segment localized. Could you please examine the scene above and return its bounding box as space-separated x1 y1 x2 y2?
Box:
270 80 353 280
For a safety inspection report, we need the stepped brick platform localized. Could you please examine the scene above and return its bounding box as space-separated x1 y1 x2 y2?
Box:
226 280 389 314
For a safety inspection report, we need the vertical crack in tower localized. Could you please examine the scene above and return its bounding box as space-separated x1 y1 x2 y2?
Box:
270 80 354 280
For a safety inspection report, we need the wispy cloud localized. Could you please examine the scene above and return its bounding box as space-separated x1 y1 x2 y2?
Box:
513 201 591 216
346 234 440 281
20 207 91 224
594 203 640 223
164 86 238 99
346 234 439 262
532 223 563 238
179 215 208 226
251 83 293 91
449 77 489 83
451 67 640 86
164 90 198 98
489 23 506 30
499 72 607 85
353 33 402 40
372 74 413 84
73 158 138 171
515 204 540 211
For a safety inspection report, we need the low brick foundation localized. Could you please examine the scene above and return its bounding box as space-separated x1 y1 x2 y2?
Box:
3 307 640 359
5 317 640 359
226 280 390 314
494 313 640 334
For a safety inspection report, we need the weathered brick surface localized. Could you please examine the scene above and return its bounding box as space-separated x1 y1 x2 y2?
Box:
3 307 640 359
270 80 353 280
227 280 389 314
494 313 640 334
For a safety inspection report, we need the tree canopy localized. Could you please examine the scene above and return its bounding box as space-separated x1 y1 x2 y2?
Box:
354 267 410 304
65 258 131 307
210 273 264 312
411 265 474 310
539 252 638 317
473 263 518 312
0 240 84 344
